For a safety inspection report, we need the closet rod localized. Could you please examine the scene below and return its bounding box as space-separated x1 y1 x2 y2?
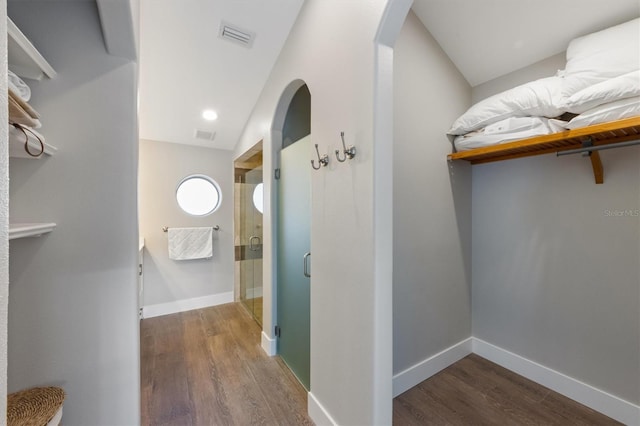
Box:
557 139 640 156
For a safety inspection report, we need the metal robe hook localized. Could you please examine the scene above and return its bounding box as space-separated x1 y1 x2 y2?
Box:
311 143 329 170
335 131 356 162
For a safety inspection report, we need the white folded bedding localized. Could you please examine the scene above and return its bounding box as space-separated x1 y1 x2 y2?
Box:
561 18 640 101
565 97 640 129
447 19 639 151
562 71 640 114
448 76 564 136
453 116 567 152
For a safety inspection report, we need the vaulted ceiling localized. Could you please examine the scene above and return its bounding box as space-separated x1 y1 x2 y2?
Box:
138 0 304 150
138 0 639 151
412 0 640 86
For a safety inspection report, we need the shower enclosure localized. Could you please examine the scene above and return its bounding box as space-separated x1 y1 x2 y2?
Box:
234 144 263 324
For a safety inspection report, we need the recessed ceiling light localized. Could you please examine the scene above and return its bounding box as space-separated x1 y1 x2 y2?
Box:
202 109 218 121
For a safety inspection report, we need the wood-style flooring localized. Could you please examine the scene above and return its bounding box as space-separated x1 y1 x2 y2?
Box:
140 302 312 426
393 353 621 425
142 303 619 426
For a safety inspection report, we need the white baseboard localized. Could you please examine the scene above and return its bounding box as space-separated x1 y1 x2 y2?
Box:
473 338 640 426
142 291 233 319
261 331 276 356
393 337 472 397
308 392 338 426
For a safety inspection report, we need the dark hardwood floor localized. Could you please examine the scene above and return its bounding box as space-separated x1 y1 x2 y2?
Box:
393 353 621 425
140 302 312 426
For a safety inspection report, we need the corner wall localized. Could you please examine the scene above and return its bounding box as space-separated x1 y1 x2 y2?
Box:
471 60 640 405
139 139 233 310
7 2 140 424
392 10 472 377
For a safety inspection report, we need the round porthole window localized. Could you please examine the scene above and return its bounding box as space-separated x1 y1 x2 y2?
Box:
176 175 221 216
253 183 264 214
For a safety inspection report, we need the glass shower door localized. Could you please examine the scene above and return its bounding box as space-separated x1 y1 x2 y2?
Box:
277 135 311 389
238 164 263 325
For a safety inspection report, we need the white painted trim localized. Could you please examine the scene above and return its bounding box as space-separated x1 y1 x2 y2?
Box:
473 338 640 426
372 1 413 423
261 331 276 356
96 0 137 60
308 391 338 426
142 291 233 319
372 42 395 425
393 337 473 397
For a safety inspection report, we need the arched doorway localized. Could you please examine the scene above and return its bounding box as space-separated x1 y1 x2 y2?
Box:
271 82 311 390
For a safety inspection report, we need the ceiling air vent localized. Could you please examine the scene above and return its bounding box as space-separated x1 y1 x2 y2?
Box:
194 129 216 141
219 21 255 48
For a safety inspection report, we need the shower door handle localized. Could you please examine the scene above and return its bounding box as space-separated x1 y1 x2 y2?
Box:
303 252 311 278
249 236 261 251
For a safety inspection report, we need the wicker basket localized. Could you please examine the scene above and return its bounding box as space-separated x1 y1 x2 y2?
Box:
7 387 65 426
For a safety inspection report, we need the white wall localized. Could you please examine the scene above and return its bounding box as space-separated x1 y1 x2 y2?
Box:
139 139 233 308
472 52 566 103
393 11 472 373
471 61 640 404
7 2 140 425
233 1 392 423
0 0 9 418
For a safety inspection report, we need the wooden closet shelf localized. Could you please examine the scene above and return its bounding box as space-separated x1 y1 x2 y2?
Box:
448 116 640 184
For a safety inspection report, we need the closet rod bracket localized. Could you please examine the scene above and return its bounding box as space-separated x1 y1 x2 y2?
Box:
556 137 604 184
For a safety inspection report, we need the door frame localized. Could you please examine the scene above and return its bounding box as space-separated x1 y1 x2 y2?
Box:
233 141 264 318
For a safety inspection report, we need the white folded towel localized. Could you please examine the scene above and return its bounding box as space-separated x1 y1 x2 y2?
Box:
168 227 213 260
8 70 31 102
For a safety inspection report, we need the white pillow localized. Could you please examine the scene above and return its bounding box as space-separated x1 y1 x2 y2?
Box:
562 18 640 98
448 76 564 136
566 97 640 130
564 71 640 114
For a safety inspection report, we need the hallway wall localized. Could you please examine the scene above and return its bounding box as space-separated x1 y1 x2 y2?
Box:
139 139 234 310
233 1 395 423
7 2 140 424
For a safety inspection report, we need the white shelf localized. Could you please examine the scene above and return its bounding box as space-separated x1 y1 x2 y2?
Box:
9 127 57 158
7 17 57 81
9 223 56 240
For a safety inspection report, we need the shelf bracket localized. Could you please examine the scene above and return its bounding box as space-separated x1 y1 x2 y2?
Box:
590 151 604 184
581 137 603 184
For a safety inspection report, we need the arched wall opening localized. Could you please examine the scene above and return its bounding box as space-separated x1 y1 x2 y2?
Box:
258 78 311 357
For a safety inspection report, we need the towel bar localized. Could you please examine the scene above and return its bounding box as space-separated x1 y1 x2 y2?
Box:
162 225 220 232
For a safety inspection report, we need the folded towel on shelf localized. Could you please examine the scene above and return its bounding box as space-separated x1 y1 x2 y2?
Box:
8 89 41 129
8 70 31 102
8 88 40 119
168 227 213 260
